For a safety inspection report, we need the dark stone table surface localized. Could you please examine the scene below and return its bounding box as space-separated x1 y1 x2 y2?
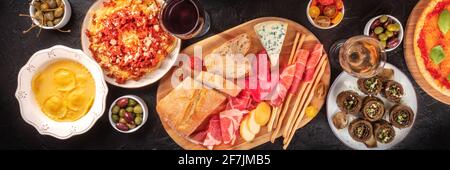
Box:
1 0 449 150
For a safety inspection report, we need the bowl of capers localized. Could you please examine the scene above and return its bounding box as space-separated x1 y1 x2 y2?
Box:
29 0 71 29
364 15 404 52
109 95 148 133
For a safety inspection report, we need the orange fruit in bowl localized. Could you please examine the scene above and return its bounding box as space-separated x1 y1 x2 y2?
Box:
332 12 344 24
309 5 321 19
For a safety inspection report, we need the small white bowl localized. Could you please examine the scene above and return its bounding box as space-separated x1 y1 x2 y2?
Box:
109 95 148 133
29 0 72 29
15 45 109 139
364 15 404 52
306 0 345 30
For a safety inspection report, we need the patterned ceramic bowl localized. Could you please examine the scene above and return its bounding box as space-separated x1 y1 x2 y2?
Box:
15 45 108 139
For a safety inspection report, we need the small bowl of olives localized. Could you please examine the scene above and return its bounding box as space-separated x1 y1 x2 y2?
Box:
364 15 404 52
29 0 71 29
109 95 148 133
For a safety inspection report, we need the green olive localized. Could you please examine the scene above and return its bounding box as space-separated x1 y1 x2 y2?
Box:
128 99 137 107
379 15 389 23
126 106 134 113
112 105 120 114
387 24 400 32
112 115 119 123
54 7 64 18
385 30 394 37
127 123 136 129
136 113 142 118
135 117 143 125
378 33 388 41
119 118 127 124
380 40 387 49
374 26 384 34
119 109 126 117
133 105 143 114
44 12 54 21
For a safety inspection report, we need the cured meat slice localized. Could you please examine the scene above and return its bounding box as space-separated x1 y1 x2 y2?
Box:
289 49 310 94
203 115 222 150
269 64 296 106
220 109 247 145
246 50 278 102
227 90 254 110
304 44 323 82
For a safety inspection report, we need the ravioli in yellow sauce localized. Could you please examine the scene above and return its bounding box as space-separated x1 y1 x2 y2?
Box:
32 60 95 122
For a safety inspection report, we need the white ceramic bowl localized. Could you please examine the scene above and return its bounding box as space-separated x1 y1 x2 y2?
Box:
29 0 72 29
326 63 417 150
80 0 181 88
364 15 404 52
306 0 345 29
109 95 148 133
15 45 108 139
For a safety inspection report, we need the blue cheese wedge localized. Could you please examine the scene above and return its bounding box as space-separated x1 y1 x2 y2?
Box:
254 21 288 67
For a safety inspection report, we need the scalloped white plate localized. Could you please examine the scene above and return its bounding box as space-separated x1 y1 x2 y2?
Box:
80 0 181 88
326 63 417 150
15 45 108 140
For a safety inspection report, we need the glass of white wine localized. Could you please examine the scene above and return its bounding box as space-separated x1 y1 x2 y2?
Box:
331 35 386 78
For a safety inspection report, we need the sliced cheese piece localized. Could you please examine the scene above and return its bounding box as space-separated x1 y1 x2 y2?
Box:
240 115 256 142
248 110 261 134
254 21 288 67
194 71 242 97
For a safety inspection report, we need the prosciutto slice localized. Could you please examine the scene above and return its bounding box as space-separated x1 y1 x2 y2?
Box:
269 64 296 106
304 44 323 82
203 115 222 150
289 49 310 94
219 109 247 145
246 50 277 102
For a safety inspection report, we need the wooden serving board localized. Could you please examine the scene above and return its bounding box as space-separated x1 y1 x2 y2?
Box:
156 17 331 150
404 0 450 105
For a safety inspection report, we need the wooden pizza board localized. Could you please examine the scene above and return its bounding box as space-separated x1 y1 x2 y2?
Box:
404 0 450 105
156 17 331 150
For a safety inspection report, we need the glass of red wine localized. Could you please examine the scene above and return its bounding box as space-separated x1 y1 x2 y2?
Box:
159 0 210 39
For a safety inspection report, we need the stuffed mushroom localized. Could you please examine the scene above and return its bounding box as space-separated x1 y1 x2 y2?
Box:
374 120 396 144
357 76 383 95
348 119 373 142
337 91 363 115
383 80 404 103
389 104 414 129
362 99 385 122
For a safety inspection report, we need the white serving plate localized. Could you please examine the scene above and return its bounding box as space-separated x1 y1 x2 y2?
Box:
15 45 108 140
80 0 181 88
326 63 417 150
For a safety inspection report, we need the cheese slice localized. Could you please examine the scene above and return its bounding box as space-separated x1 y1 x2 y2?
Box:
254 21 288 67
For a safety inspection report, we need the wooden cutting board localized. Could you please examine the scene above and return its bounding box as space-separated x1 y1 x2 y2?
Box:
404 0 450 105
156 17 331 150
